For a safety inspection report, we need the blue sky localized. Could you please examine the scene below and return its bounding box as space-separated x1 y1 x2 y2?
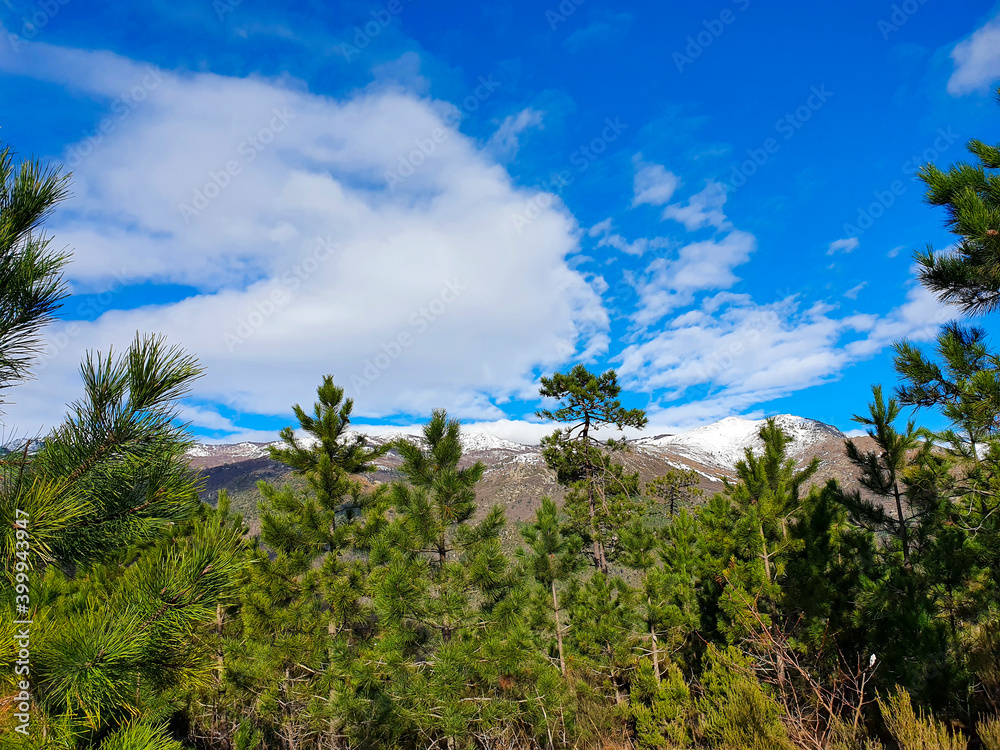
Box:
1 0 999 443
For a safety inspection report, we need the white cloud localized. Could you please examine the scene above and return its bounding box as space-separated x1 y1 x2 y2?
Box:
888 245 905 258
620 295 851 400
844 280 956 357
588 219 672 257
662 180 730 231
632 230 757 325
827 237 859 255
632 158 680 207
947 14 1000 96
0 41 606 438
487 107 544 160
617 276 959 422
844 282 868 300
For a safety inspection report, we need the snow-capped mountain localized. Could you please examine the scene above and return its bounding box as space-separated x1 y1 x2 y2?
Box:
635 414 845 470
184 414 864 532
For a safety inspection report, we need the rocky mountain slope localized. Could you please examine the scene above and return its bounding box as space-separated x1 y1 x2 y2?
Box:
187 415 874 533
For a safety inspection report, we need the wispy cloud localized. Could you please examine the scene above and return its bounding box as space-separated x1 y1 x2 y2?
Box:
662 181 730 231
947 13 1000 95
828 237 860 255
563 13 633 53
844 282 867 299
632 230 757 325
487 107 544 160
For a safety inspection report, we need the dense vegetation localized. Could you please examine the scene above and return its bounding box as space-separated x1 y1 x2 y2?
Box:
2 95 1000 749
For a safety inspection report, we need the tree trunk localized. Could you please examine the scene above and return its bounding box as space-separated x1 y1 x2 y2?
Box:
760 522 772 583
650 622 660 683
892 482 910 567
582 416 607 574
552 579 566 677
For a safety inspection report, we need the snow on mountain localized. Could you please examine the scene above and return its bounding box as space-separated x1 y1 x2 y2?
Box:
637 414 844 470
185 415 844 475
458 431 532 453
186 442 269 460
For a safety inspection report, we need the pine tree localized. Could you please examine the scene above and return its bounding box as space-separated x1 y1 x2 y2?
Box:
363 409 552 748
834 385 933 568
646 468 703 518
0 336 244 747
889 324 1000 707
0 143 247 747
700 418 819 640
0 141 70 404
621 508 703 681
228 376 390 748
913 87 1000 314
536 364 647 573
516 496 584 677
894 322 1000 463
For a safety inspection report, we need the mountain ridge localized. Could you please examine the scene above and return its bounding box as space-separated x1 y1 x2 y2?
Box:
186 414 868 532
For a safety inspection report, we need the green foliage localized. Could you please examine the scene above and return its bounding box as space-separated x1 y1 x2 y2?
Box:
629 660 691 749
697 645 794 750
646 469 703 518
699 418 818 640
879 687 967 750
914 87 1000 314
536 364 647 573
358 409 554 748
835 385 934 568
516 496 583 676
96 721 184 750
0 141 70 401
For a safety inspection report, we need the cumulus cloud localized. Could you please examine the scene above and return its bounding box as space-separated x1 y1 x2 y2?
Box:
0 40 605 438
947 14 1000 96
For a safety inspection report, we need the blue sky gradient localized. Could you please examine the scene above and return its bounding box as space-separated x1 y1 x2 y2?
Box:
1 0 999 443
